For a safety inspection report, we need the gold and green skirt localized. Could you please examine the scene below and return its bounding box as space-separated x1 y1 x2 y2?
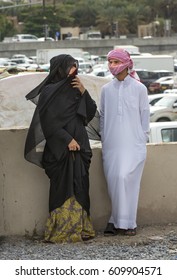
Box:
44 196 95 243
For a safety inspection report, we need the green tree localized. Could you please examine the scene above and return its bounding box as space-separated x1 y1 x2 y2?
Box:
0 14 16 40
96 0 129 37
1 0 177 39
18 3 75 37
71 0 98 27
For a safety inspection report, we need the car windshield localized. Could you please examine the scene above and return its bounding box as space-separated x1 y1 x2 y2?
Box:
154 96 177 107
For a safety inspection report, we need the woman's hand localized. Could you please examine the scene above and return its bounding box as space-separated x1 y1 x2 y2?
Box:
71 76 86 95
68 139 80 151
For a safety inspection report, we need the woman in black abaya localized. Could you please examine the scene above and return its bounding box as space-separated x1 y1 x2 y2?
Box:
24 54 97 243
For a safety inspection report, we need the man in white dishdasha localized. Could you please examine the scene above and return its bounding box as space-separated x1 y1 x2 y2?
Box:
100 48 150 236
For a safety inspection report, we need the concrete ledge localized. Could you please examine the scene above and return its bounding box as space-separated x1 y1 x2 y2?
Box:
0 128 177 236
1 37 177 57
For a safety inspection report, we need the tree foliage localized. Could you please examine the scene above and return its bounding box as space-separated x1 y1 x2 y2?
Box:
0 14 16 41
0 0 177 39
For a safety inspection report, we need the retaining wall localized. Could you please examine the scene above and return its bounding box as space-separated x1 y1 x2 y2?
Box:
0 128 177 236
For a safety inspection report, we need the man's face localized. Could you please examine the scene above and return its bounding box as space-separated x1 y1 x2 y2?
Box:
108 58 128 78
108 59 123 67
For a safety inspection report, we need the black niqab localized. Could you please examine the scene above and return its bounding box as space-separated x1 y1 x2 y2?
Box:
24 54 97 214
24 54 79 167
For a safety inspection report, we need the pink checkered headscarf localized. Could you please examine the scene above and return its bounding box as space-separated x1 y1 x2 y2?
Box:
107 48 139 80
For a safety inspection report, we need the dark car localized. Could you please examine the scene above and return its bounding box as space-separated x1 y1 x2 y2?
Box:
136 69 174 92
148 76 174 93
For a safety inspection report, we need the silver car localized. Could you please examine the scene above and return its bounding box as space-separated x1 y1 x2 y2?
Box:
12 34 38 42
150 94 177 122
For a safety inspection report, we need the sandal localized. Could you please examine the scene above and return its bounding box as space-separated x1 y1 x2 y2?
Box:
104 223 119 236
124 228 136 236
82 235 94 241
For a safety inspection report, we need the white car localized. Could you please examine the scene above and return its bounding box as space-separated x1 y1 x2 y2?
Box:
89 67 112 77
0 57 17 67
38 63 50 72
159 78 174 92
12 34 38 42
11 54 29 59
11 54 34 64
164 89 177 94
149 121 177 143
37 37 55 41
150 94 177 122
75 57 85 63
78 62 93 74
10 57 33 66
148 94 166 106
10 57 39 70
65 36 79 40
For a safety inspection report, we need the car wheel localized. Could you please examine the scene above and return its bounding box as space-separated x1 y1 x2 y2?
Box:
157 118 170 122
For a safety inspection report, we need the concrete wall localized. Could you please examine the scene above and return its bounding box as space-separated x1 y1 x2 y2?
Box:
0 72 177 237
0 128 177 236
1 37 177 58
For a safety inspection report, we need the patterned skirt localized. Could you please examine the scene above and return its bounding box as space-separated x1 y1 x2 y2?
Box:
44 196 95 243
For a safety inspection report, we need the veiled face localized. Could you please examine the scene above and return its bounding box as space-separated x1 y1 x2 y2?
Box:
68 63 77 76
68 66 76 74
108 59 123 67
50 54 78 81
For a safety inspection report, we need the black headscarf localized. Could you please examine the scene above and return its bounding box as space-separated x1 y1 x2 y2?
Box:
24 54 79 167
26 54 78 104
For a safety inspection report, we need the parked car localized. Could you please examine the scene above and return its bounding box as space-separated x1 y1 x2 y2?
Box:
11 54 34 64
164 89 177 94
92 63 107 70
78 62 93 74
0 58 13 66
148 93 166 106
159 78 174 92
136 69 157 88
11 54 29 59
89 67 112 77
0 57 17 67
12 34 38 42
153 70 174 78
28 56 37 63
150 94 177 122
136 69 174 90
65 36 79 40
37 63 50 72
148 76 174 93
37 37 55 41
148 121 177 143
10 57 40 71
10 58 32 66
74 57 85 63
